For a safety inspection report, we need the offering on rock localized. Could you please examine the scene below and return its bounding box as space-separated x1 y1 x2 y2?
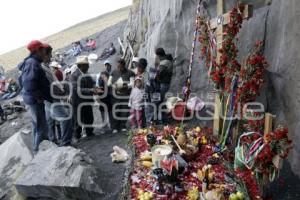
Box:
130 126 268 200
151 145 172 167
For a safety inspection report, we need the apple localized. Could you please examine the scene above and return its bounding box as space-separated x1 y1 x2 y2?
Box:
236 191 245 200
229 193 239 200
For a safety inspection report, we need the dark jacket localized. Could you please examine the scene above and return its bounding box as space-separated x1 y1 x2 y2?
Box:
110 68 135 96
157 59 173 84
70 68 94 106
42 64 70 103
18 54 52 105
97 78 112 111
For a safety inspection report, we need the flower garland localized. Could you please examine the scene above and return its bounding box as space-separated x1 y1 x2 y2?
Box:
235 41 269 110
236 169 263 200
219 5 244 94
198 4 245 93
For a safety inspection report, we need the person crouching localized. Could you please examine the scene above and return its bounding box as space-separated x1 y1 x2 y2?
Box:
129 77 145 130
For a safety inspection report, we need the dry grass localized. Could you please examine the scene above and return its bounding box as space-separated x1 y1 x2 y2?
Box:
0 6 130 71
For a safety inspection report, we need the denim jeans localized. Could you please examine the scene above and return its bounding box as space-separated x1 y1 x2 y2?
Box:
0 92 17 100
45 101 56 141
27 102 48 152
145 102 154 124
45 101 73 145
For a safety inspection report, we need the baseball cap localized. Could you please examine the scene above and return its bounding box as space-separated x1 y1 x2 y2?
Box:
104 60 111 65
27 40 49 53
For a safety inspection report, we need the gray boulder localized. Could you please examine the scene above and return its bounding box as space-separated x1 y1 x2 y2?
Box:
15 141 103 200
0 131 33 199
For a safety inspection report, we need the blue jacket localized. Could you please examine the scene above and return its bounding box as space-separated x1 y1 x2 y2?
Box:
18 54 52 105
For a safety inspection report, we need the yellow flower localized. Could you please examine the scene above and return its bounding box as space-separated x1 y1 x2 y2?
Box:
187 186 199 200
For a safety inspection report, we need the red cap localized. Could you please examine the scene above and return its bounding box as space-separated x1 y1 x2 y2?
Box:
27 40 49 52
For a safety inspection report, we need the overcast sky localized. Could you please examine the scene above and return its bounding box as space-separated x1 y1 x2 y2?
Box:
0 0 131 55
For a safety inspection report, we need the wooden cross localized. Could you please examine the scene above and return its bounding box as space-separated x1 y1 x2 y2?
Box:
209 0 253 136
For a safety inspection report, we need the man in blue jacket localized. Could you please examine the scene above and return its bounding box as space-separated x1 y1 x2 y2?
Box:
18 40 52 154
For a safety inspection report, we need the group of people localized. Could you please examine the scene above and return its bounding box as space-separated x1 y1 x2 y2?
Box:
66 41 83 57
84 38 97 52
17 39 174 154
0 77 20 101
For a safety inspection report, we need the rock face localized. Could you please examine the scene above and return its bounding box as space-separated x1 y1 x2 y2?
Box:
124 0 300 176
15 141 103 200
264 0 300 178
0 131 33 199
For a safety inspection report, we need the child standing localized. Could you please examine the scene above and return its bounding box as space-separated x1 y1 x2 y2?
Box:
129 77 144 129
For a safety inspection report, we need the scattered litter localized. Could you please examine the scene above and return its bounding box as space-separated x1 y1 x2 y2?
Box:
11 122 18 127
110 146 129 163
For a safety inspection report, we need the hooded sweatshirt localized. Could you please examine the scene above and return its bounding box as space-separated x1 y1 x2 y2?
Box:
18 54 52 105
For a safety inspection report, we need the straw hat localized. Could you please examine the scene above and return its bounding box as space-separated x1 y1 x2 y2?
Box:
49 61 62 69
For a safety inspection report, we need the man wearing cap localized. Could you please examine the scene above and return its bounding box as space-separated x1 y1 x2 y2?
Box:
18 40 52 153
131 57 139 75
103 60 112 75
50 62 63 81
70 56 100 140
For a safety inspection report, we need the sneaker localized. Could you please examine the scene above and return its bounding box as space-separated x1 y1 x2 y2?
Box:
82 133 87 138
72 137 79 145
112 129 118 134
121 128 127 132
86 133 95 138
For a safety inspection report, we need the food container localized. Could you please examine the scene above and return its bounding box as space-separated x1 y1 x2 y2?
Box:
151 145 173 167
